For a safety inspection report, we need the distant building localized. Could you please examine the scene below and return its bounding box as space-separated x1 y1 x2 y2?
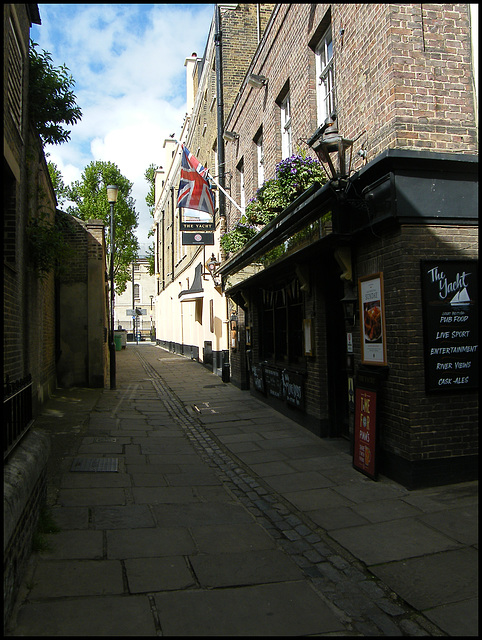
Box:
114 256 156 340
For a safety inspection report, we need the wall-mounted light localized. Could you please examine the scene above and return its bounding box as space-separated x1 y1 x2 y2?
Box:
341 289 358 326
307 112 354 184
247 73 267 88
223 131 239 142
206 253 221 287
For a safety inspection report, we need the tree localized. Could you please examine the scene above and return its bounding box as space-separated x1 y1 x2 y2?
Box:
29 40 82 146
47 160 69 207
144 164 157 275
144 163 157 218
66 161 139 294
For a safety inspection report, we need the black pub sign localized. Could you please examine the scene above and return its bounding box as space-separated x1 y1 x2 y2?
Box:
420 260 478 392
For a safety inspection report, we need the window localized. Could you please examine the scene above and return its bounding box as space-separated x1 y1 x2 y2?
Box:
254 130 264 187
315 26 334 125
260 282 304 364
7 18 23 134
280 93 292 159
134 283 140 301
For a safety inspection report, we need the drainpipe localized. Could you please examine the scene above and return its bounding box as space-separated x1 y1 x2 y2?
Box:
215 4 226 222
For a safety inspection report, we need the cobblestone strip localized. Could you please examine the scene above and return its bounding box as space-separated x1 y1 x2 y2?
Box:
136 351 438 636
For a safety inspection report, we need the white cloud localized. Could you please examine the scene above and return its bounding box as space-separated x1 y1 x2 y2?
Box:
31 3 213 243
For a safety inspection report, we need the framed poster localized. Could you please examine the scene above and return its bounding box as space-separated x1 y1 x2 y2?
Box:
359 273 387 366
420 259 478 392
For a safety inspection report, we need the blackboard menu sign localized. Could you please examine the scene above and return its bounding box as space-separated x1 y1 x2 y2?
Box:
282 370 304 408
420 260 478 392
252 364 265 394
264 367 283 398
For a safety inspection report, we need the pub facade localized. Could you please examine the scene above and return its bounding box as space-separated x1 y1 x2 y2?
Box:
218 4 478 489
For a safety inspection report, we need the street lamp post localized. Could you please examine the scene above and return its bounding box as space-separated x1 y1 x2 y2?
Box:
107 185 119 390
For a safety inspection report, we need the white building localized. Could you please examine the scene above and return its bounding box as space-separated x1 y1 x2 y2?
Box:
114 256 156 340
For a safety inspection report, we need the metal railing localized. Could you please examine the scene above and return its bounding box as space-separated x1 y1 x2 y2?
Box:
3 374 33 461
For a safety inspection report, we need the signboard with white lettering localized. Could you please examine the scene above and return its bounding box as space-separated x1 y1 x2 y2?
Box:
420 260 478 392
353 387 377 479
282 370 304 408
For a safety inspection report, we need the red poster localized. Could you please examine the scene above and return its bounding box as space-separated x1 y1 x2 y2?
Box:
353 388 377 479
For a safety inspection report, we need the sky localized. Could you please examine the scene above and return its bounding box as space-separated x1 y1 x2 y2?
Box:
31 4 214 249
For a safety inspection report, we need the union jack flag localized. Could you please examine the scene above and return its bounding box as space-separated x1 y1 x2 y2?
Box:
177 145 215 216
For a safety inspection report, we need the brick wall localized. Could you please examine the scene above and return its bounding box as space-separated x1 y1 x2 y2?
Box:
355 224 478 463
224 3 477 233
335 3 477 161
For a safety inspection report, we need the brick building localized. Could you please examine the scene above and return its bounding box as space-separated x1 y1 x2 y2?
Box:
153 4 274 372
4 4 108 624
218 4 478 488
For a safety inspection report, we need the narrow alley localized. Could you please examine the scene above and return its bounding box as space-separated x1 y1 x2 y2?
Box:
6 345 477 636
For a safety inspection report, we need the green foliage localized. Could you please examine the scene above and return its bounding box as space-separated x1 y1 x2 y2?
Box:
146 243 155 276
221 151 327 256
220 222 258 254
29 40 82 146
47 160 69 207
26 209 74 278
144 164 157 217
66 160 139 294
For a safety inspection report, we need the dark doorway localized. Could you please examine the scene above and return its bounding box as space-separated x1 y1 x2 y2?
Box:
324 260 349 438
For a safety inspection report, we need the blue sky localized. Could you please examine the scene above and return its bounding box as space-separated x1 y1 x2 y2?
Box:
31 4 214 246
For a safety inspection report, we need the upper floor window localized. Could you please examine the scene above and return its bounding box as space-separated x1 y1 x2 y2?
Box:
134 283 140 300
280 93 292 159
7 18 23 134
315 25 334 125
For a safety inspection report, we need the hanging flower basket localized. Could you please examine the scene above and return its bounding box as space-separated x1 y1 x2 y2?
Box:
221 151 327 256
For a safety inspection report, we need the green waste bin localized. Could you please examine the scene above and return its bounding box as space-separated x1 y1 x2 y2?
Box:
114 333 122 351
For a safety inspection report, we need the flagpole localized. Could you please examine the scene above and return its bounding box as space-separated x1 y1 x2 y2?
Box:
206 171 244 214
176 141 244 214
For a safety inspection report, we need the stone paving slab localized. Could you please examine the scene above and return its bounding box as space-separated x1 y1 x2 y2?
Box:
370 547 478 610
92 504 156 529
125 556 196 593
28 560 124 598
131 486 204 504
58 487 126 507
308 505 370 530
189 523 276 553
106 527 196 558
151 501 255 527
51 506 89 530
330 519 462 565
352 497 423 523
189 549 305 588
418 505 478 545
40 530 103 559
283 487 355 511
424 598 479 637
13 596 156 636
154 581 345 636
264 470 335 493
